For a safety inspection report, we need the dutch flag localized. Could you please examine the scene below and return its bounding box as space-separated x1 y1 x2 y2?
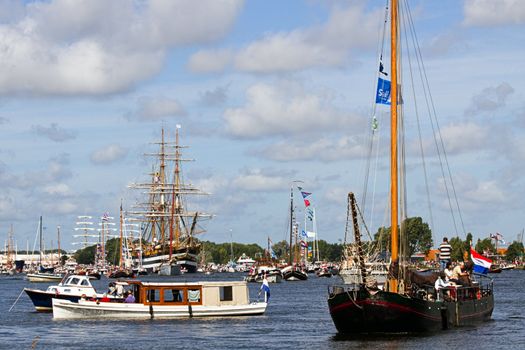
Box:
470 247 492 275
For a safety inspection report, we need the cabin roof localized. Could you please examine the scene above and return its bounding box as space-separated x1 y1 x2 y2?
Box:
121 280 248 287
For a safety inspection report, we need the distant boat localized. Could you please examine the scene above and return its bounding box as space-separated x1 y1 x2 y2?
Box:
316 267 332 278
127 127 212 274
245 265 283 283
26 216 64 283
52 280 267 319
337 194 388 288
282 184 308 281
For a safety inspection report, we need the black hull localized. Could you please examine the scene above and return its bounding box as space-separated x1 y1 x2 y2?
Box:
328 286 494 334
283 269 308 281
108 270 135 279
24 289 82 312
177 261 198 273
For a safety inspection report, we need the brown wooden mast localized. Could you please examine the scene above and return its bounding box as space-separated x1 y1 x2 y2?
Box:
169 127 182 260
57 225 61 266
389 0 399 293
119 200 124 269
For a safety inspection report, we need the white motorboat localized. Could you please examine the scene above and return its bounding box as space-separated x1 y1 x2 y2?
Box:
25 275 121 312
52 280 267 319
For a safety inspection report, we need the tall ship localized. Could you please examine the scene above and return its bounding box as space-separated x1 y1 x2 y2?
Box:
128 126 211 274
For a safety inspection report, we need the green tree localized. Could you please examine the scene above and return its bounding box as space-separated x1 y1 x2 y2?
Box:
373 217 433 257
463 233 474 260
271 240 289 261
474 238 496 255
74 245 96 264
60 254 68 266
449 237 464 261
505 241 524 262
317 240 344 261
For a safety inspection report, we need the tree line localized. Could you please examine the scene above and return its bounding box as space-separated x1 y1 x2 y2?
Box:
67 219 524 265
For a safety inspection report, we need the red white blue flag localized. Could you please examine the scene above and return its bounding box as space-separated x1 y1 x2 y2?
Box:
470 247 492 275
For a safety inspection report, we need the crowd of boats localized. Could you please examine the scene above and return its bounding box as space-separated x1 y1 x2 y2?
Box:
4 0 525 337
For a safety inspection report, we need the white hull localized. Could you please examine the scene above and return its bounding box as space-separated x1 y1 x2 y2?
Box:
26 273 64 283
52 299 267 319
339 268 388 286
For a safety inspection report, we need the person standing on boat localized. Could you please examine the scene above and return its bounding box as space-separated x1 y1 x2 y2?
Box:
260 276 270 302
115 283 124 297
439 237 452 271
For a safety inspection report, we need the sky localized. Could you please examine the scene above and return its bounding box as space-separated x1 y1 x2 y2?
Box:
1 0 524 252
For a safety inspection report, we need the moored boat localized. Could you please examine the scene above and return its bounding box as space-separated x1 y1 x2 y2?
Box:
52 280 267 319
26 272 64 283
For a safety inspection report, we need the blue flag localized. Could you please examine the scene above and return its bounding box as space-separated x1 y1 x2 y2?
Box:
376 77 391 105
376 77 402 105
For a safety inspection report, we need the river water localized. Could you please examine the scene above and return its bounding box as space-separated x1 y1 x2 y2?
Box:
0 270 523 349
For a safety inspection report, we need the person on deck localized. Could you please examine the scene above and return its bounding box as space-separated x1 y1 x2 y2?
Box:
450 261 467 285
444 262 453 281
108 282 116 296
124 292 135 303
115 283 124 297
439 237 452 271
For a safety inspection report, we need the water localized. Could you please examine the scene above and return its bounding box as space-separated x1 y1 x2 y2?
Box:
1 270 524 349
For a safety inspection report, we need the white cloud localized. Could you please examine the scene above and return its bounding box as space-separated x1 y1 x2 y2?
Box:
127 96 186 121
90 144 128 165
42 183 71 196
224 81 361 138
0 0 243 95
188 49 233 73
259 136 368 162
463 0 525 26
32 123 76 142
232 169 290 192
436 174 507 216
465 82 514 116
199 85 229 107
41 199 78 215
435 122 490 154
190 4 381 73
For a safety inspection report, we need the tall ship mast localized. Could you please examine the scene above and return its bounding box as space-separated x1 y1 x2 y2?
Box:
72 215 96 249
128 126 211 274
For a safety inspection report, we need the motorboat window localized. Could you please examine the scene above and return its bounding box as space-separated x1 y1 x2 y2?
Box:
220 286 233 301
147 289 161 303
188 289 201 303
163 289 183 303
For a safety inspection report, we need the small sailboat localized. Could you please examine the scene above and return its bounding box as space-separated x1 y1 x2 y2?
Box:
327 0 493 334
108 203 135 279
26 216 64 283
282 184 308 281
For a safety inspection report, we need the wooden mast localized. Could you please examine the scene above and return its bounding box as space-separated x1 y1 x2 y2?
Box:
288 185 294 266
57 225 61 266
119 200 124 269
389 0 399 293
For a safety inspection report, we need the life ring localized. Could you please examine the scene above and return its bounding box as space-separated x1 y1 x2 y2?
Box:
476 290 481 300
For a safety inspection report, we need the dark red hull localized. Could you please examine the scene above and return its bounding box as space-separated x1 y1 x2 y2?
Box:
328 285 493 334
